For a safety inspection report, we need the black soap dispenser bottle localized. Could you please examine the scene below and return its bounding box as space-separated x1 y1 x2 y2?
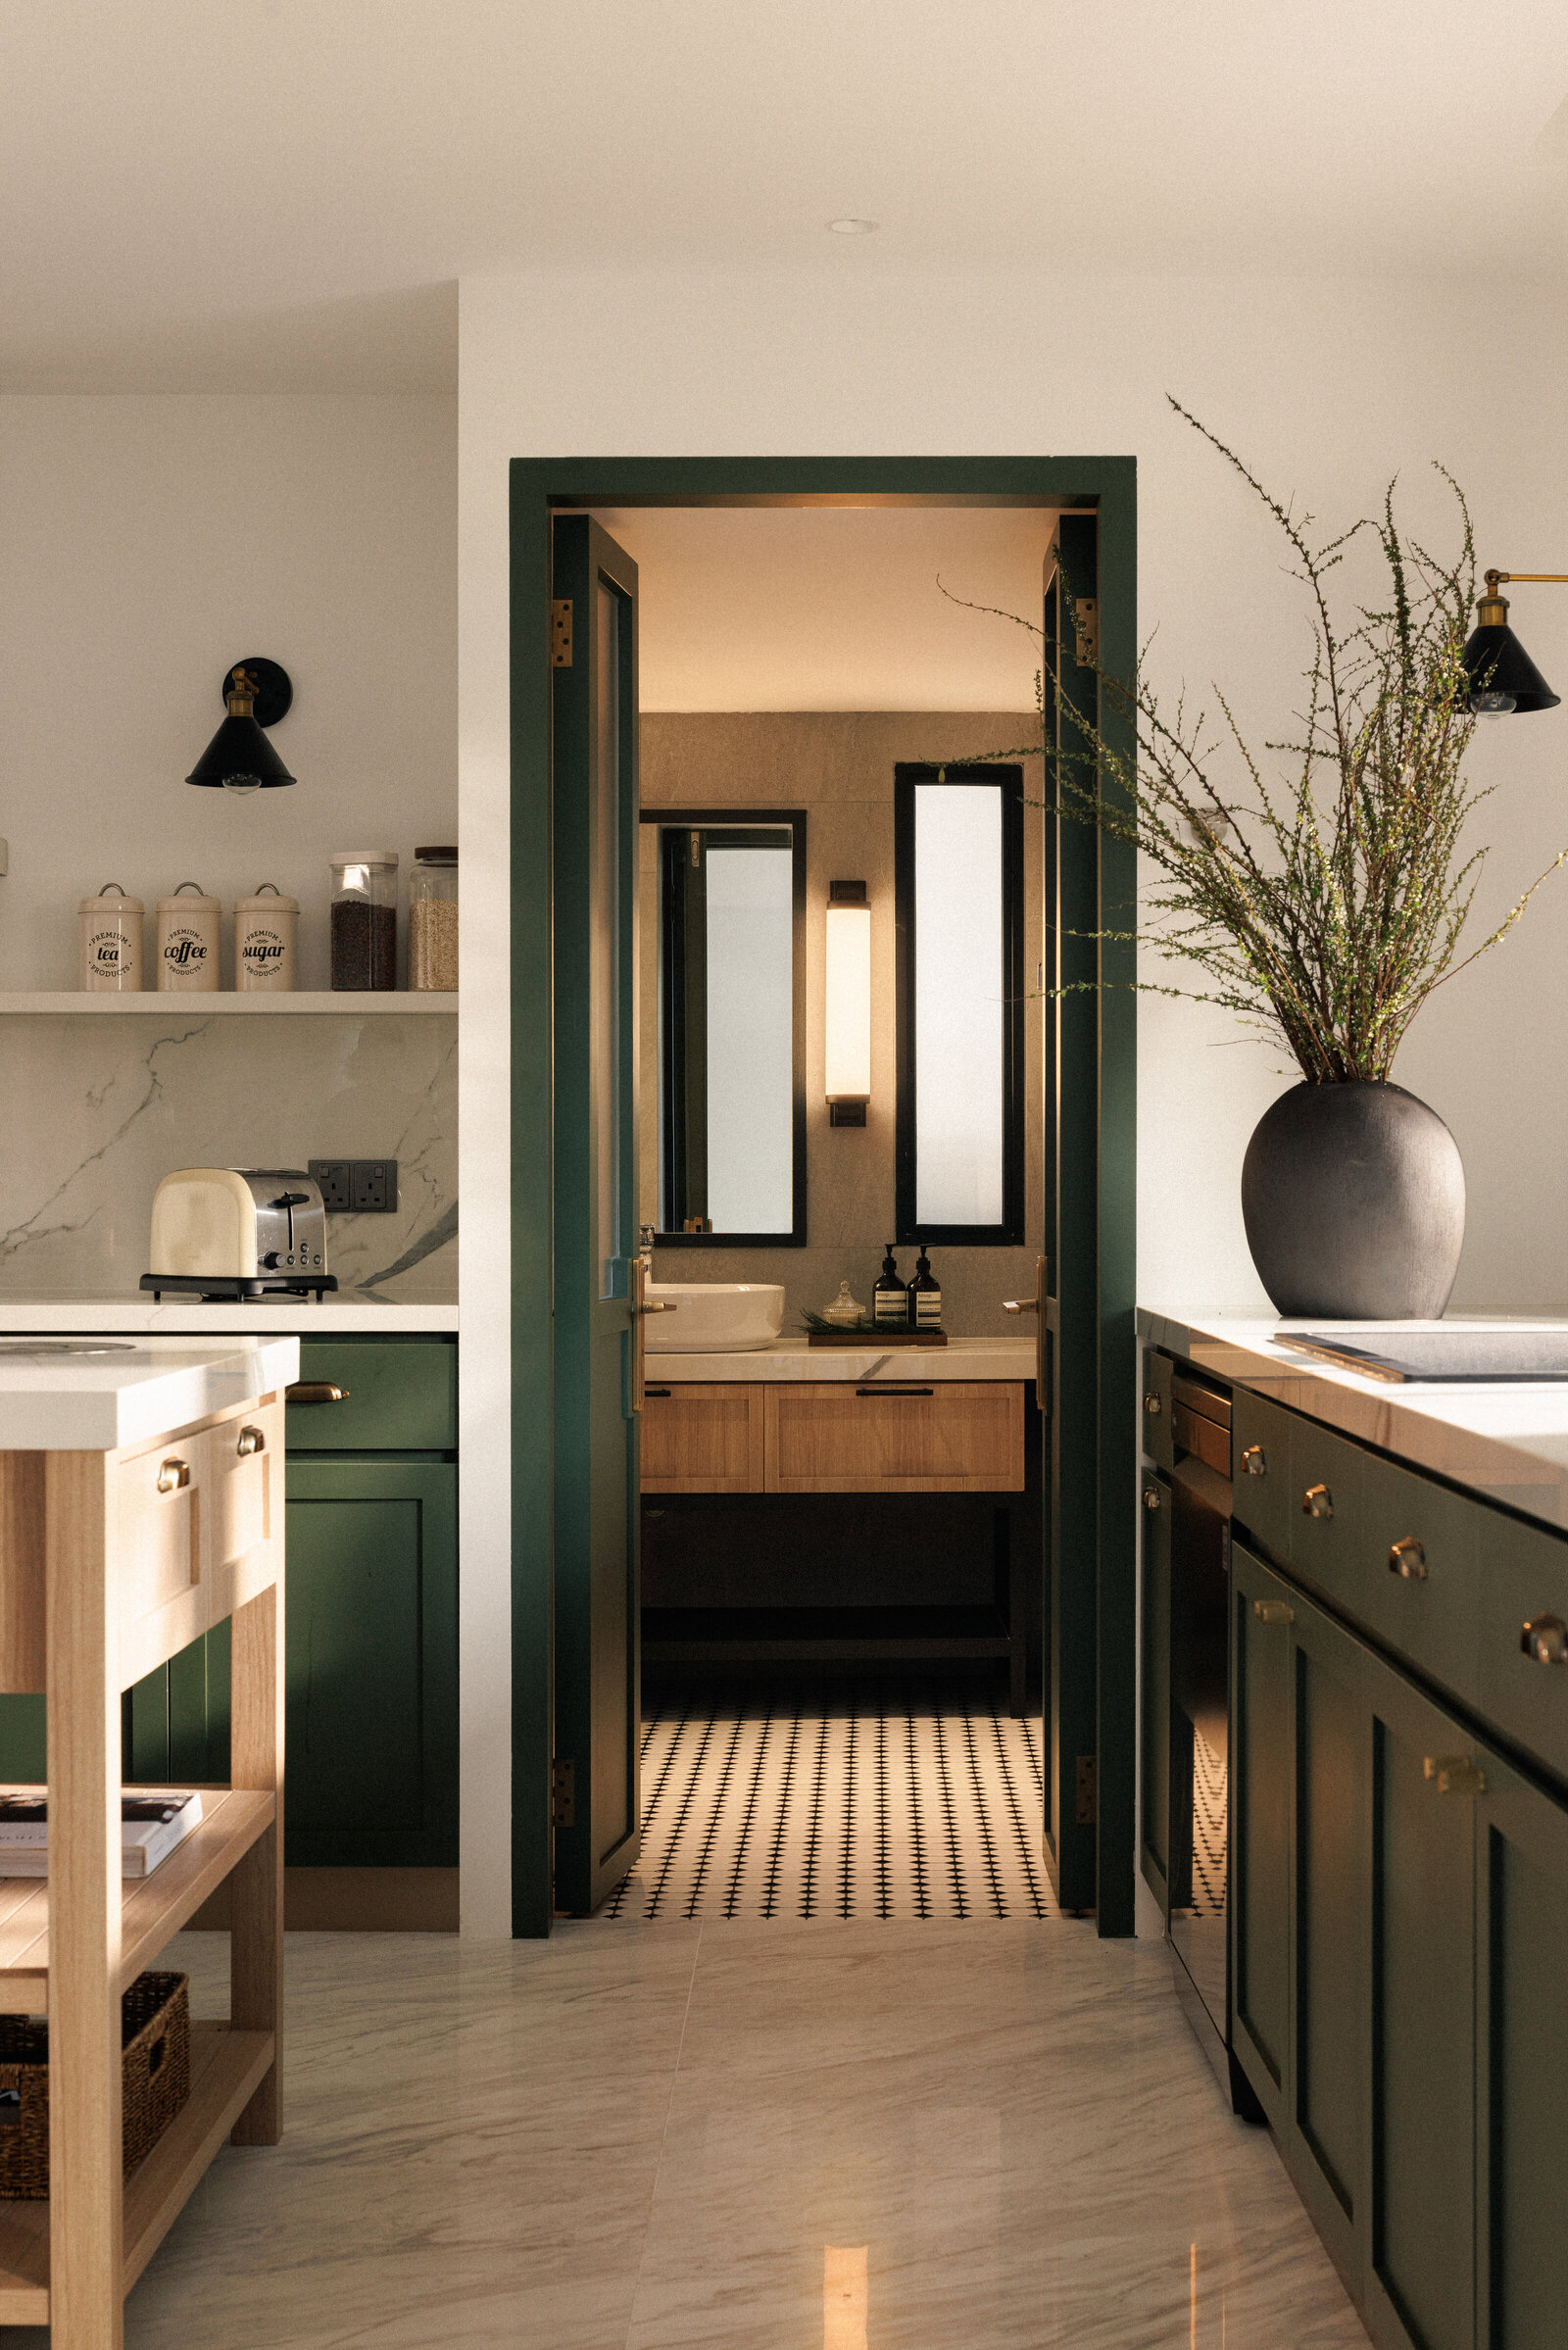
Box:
907 1248 943 1332
873 1242 908 1327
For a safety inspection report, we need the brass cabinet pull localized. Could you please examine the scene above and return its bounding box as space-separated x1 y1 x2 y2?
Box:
1389 1538 1427 1580
1003 1297 1039 1313
1142 1486 1163 1512
156 1457 190 1494
236 1425 266 1457
1425 1754 1486 1796
1521 1614 1568 1666
1301 1483 1334 1520
1241 1444 1267 1477
1253 1598 1295 1625
286 1382 350 1405
1143 1393 1163 1416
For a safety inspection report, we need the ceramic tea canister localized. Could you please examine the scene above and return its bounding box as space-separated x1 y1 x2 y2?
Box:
156 881 220 992
234 882 299 992
78 883 144 992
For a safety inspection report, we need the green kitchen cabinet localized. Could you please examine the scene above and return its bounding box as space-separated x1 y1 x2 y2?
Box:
1139 1467 1173 1917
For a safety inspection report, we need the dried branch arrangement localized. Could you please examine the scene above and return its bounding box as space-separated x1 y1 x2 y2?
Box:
947 402 1566 1083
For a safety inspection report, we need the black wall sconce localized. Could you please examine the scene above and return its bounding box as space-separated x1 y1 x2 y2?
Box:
186 659 296 791
1460 574 1563 715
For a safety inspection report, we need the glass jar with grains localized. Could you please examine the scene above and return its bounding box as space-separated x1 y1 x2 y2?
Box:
408 847 458 992
329 852 398 990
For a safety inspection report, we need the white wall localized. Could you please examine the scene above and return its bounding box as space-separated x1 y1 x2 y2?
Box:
459 263 1568 1924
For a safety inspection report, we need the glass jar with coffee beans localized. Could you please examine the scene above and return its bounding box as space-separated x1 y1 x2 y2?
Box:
329 852 398 990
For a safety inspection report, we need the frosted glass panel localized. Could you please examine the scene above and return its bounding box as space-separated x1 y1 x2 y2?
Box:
914 784 1004 1226
704 845 793 1232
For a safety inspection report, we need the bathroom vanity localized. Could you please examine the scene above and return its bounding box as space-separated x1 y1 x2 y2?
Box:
642 1338 1040 1709
1140 1307 1568 2350
0 1334 296 2345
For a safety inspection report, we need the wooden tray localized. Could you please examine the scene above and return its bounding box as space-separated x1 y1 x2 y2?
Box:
807 1328 948 1346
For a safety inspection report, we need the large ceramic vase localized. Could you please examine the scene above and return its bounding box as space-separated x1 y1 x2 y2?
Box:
1241 1080 1465 1320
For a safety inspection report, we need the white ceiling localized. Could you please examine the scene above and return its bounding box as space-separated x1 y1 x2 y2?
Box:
588 506 1056 710
1 3 1566 390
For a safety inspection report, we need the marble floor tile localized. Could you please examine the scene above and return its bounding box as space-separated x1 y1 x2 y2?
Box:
2 1916 1369 2349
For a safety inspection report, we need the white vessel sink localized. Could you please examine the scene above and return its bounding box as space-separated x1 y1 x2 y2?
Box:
646 1282 785 1353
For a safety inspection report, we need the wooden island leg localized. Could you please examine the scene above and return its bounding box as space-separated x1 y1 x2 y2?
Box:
228 1582 283 2144
45 1450 123 2350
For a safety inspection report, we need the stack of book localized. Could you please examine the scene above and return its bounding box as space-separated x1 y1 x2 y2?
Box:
0 1789 204 1880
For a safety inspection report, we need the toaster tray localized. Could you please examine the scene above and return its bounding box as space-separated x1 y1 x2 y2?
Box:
140 1273 338 1302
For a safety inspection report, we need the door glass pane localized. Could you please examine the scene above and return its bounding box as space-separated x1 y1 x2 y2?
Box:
594 578 622 1296
913 783 1004 1225
703 843 793 1232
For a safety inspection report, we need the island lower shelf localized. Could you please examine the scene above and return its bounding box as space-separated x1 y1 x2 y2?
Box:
0 2021 275 2325
0 1789 274 2014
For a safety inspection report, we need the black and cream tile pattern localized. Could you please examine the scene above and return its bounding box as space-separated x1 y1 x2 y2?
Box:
606 1685 1057 1922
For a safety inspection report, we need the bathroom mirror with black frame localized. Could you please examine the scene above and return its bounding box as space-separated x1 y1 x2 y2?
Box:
638 807 808 1247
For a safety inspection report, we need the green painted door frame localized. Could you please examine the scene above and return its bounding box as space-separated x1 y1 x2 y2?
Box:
510 456 1138 1937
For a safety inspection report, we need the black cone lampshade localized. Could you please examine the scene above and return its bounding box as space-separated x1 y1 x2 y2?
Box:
186 661 296 791
1460 578 1561 714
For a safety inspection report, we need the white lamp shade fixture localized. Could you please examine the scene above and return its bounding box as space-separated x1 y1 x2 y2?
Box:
825 887 871 1118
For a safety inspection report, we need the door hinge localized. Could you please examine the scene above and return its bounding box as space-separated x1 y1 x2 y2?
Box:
551 1758 575 1828
1075 1753 1098 1827
1072 596 1099 667
551 599 573 667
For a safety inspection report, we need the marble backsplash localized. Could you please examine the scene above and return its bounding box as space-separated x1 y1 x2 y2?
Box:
0 1013 456 1298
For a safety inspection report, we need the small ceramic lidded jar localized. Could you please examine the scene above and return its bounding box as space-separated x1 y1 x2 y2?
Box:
156 881 220 992
234 882 299 992
78 883 144 992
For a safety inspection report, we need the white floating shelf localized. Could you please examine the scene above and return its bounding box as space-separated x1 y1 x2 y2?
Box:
0 992 458 1015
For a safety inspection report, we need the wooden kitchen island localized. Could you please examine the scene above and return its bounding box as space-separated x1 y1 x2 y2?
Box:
0 1335 297 2347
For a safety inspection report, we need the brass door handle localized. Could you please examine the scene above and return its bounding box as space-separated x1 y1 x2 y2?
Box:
637 1298 677 1314
1004 1297 1039 1313
236 1425 266 1457
1142 1486 1162 1512
156 1457 190 1494
1143 1392 1163 1416
1426 1754 1486 1796
1004 1257 1050 1411
1522 1614 1568 1665
286 1382 350 1405
1389 1538 1427 1580
1252 1598 1295 1625
1302 1483 1334 1520
1241 1444 1267 1477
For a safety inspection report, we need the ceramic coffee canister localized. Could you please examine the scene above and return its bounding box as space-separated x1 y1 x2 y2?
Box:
156 881 220 992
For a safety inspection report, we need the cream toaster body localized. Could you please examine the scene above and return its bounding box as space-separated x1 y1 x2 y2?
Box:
142 1167 337 1299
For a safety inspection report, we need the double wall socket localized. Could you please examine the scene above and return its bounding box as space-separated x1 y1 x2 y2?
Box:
308 1159 399 1214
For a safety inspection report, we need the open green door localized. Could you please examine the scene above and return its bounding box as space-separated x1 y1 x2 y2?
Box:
551 514 643 1915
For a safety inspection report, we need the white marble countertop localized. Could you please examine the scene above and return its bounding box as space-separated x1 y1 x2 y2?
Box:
0 1295 457 1335
0 1334 300 1450
1142 1306 1568 1532
646 1336 1036 1383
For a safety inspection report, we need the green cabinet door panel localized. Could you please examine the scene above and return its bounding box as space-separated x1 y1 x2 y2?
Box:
1229 1541 1291 2121
1139 1470 1172 1917
0 1696 45 1783
287 1337 457 1452
284 1457 457 1867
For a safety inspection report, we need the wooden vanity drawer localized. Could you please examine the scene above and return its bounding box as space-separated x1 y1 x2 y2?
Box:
641 1384 765 1493
1232 1390 1298 1565
765 1381 1025 1493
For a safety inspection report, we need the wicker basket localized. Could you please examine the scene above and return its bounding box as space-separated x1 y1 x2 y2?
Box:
0 1971 190 2198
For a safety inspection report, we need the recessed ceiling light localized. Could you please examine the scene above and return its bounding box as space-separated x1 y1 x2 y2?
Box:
827 218 878 235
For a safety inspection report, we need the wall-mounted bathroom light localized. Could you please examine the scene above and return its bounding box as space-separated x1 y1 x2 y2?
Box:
825 879 870 1126
187 659 296 791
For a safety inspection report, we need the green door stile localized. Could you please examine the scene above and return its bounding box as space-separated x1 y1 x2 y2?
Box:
508 457 1139 1938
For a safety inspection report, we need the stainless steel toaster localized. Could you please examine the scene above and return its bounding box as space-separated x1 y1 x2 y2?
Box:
142 1168 337 1300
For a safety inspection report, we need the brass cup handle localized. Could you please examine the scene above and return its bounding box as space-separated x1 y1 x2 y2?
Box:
1302 1483 1334 1520
1389 1538 1427 1580
286 1382 350 1405
156 1457 190 1494
1241 1444 1267 1477
1252 1598 1295 1625
236 1426 266 1457
1522 1614 1568 1665
1426 1754 1486 1796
